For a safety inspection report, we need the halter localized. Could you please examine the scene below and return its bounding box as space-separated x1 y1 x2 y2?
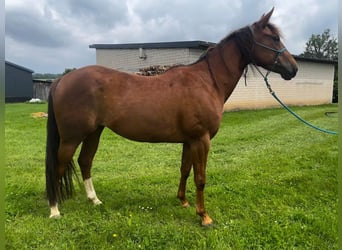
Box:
205 25 287 91
246 25 287 93
248 25 287 79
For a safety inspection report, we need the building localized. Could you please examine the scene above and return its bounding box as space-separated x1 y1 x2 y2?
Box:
89 41 336 111
5 61 34 102
89 41 215 73
33 79 53 101
224 57 336 111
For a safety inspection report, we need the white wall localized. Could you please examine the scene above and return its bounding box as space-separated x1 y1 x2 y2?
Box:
96 48 204 73
224 61 335 111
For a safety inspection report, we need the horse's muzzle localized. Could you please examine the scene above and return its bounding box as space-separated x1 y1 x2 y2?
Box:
281 65 298 80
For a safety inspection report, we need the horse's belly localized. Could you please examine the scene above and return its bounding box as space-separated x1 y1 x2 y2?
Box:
106 115 184 143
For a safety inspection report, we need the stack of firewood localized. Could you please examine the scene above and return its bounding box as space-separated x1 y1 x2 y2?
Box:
136 65 172 76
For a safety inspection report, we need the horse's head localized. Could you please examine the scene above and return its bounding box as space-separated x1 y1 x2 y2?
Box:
249 8 298 80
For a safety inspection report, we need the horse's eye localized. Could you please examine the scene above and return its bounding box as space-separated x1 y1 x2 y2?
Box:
273 36 280 42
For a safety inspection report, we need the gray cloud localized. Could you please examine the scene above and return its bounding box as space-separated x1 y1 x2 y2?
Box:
5 0 338 73
47 0 129 31
6 8 72 48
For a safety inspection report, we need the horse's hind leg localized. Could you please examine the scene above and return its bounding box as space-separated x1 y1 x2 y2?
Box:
78 126 104 205
50 141 78 218
177 143 192 207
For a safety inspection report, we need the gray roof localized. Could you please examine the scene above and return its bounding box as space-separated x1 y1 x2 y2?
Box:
5 61 34 73
89 41 215 50
293 55 337 65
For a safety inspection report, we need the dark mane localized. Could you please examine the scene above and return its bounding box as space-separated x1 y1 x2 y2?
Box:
163 46 215 73
166 22 281 72
192 25 257 64
187 46 216 66
217 22 282 60
218 26 254 60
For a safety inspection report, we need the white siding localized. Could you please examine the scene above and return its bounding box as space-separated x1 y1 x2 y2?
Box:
224 61 334 111
96 48 203 73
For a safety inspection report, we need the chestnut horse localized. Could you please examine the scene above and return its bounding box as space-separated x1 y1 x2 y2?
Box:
46 8 297 226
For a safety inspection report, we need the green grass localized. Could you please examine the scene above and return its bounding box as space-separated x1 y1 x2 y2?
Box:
5 103 338 249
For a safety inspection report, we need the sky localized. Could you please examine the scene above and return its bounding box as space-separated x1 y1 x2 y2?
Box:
5 0 338 74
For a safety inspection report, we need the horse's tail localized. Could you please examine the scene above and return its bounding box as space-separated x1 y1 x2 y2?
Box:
45 79 76 205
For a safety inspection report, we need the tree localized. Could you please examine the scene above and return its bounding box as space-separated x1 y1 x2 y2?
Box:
300 29 337 60
33 73 61 80
301 29 338 103
62 68 77 76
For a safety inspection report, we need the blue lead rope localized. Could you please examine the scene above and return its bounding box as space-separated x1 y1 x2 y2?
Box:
247 28 337 135
263 76 338 135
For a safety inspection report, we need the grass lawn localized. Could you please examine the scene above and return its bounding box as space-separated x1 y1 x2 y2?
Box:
5 103 338 249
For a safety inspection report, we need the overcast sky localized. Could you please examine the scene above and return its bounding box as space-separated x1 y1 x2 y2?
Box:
5 0 338 74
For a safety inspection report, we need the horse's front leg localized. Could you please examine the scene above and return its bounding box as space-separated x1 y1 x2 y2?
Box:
177 143 192 207
191 134 213 226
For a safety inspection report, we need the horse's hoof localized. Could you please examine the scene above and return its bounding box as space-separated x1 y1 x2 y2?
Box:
94 200 102 206
201 214 213 227
181 201 190 208
49 214 61 219
201 221 214 227
90 197 102 206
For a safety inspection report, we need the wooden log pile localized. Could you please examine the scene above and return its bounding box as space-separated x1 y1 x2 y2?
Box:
136 65 172 76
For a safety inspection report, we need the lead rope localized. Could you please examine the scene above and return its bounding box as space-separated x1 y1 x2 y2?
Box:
251 65 338 135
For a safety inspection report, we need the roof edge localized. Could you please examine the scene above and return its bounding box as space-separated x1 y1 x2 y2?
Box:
293 55 337 65
89 41 215 50
5 61 34 73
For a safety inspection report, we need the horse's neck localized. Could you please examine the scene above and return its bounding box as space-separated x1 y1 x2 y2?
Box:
206 42 247 102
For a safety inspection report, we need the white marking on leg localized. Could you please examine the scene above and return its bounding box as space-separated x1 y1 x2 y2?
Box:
49 203 61 218
84 178 102 205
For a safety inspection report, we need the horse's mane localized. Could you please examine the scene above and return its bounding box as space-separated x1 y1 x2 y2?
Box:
217 26 254 60
198 23 281 62
187 25 255 65
164 23 281 73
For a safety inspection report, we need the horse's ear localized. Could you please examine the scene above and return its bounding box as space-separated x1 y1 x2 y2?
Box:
257 7 274 28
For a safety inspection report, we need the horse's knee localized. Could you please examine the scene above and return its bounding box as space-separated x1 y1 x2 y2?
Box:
196 181 205 190
195 176 206 191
